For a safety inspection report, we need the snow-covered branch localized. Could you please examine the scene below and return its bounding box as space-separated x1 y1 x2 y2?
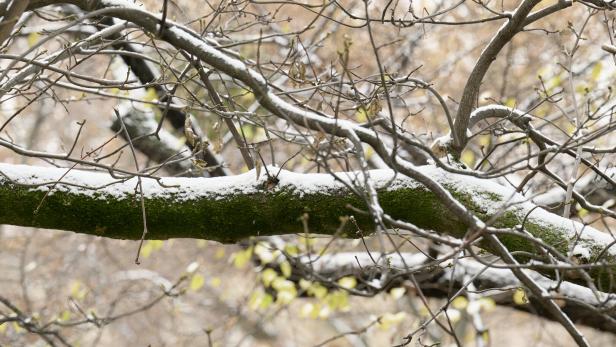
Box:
1 162 615 289
285 251 616 332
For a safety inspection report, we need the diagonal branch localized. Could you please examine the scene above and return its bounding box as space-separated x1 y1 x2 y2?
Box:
452 0 542 153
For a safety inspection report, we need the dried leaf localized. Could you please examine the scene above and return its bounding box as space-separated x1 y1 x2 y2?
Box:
184 117 197 147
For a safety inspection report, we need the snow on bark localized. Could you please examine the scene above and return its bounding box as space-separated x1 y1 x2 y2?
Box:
0 162 613 261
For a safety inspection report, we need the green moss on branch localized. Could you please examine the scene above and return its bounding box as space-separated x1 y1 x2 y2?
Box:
1 164 615 291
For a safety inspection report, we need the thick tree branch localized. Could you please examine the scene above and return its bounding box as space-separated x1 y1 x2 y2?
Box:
1 163 615 289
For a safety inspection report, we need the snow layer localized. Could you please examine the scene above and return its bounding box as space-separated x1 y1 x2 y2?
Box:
100 0 141 9
0 163 412 201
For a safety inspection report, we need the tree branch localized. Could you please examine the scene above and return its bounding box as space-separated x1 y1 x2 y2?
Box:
453 0 541 153
284 251 616 332
1 163 615 290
